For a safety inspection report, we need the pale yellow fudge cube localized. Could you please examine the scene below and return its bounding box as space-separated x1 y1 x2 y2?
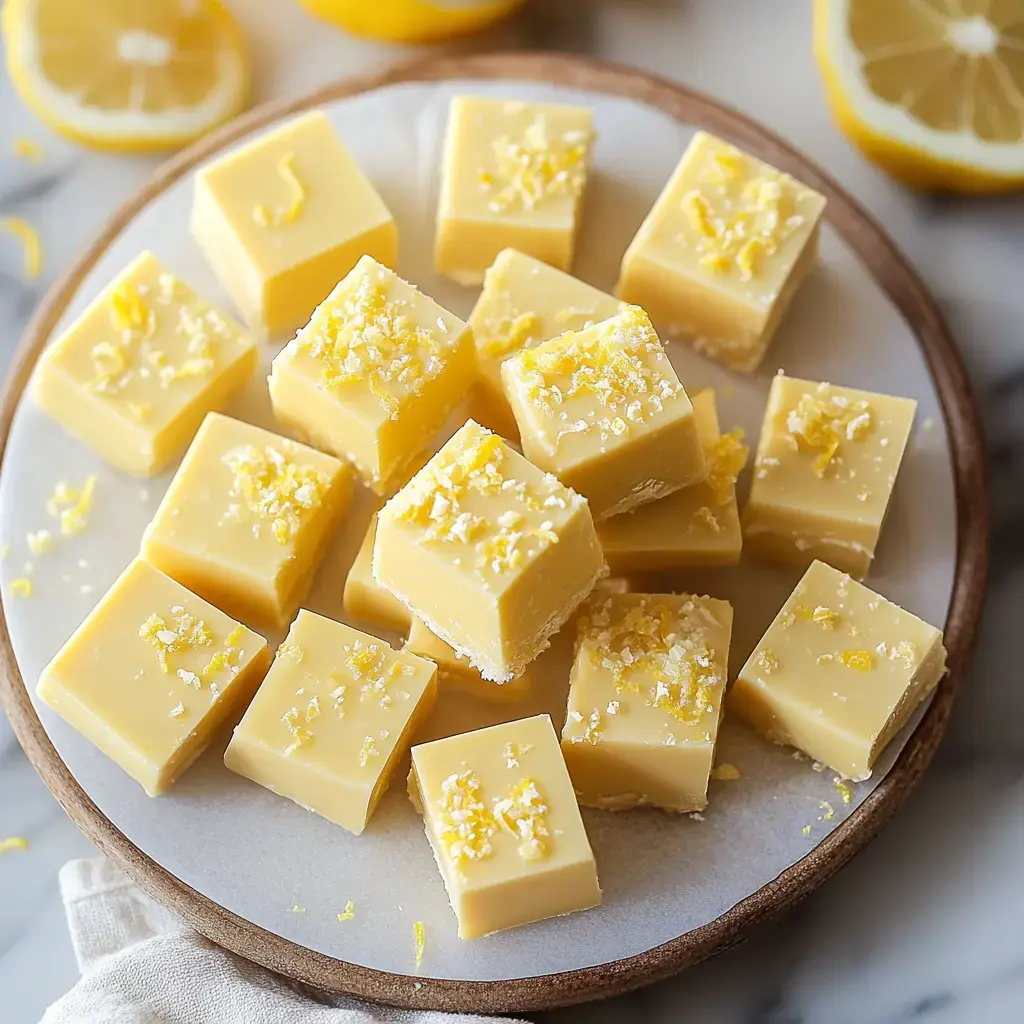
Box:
141 413 352 630
343 514 411 634
37 558 270 797
404 616 531 704
409 714 601 938
373 420 606 683
617 131 826 371
435 97 594 285
32 251 257 476
192 110 397 336
501 306 705 520
269 255 478 495
225 611 437 834
742 375 917 578
561 593 732 813
729 560 946 780
468 248 622 438
597 389 747 572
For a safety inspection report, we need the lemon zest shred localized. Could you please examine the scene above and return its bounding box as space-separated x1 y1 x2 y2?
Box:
1 218 42 279
9 578 33 598
0 836 29 854
840 649 875 671
26 529 53 556
253 153 306 227
336 900 355 922
47 476 98 536
703 427 748 504
413 921 426 973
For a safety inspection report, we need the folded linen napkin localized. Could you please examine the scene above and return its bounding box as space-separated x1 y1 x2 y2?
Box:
42 857 525 1024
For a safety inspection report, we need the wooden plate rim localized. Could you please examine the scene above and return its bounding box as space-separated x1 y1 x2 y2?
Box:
0 51 989 1014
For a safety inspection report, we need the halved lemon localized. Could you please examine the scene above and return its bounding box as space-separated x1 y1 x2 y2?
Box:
814 0 1024 193
1 0 250 151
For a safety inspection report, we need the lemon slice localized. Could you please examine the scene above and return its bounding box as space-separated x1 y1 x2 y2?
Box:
1 0 249 151
814 0 1024 192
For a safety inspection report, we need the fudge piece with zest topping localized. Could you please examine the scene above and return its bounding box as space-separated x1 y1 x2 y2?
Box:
269 255 477 495
32 251 257 476
467 248 621 439
597 388 748 570
373 420 606 682
409 714 600 938
141 413 352 629
617 131 826 371
225 611 436 834
501 306 705 520
742 374 917 578
729 560 946 780
561 592 733 813
192 111 396 335
37 559 270 796
435 97 594 285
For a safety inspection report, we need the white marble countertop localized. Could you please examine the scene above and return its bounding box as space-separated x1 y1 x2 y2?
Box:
1 2 1020 1022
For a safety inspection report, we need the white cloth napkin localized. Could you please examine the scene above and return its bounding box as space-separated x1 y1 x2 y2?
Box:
43 857 525 1024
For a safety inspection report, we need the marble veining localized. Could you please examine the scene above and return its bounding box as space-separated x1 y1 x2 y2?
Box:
0 2 1020 1022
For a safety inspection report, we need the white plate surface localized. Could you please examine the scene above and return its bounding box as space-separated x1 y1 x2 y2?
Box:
0 80 956 982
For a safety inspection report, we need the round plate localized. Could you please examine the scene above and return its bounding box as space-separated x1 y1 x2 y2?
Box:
0 53 988 1014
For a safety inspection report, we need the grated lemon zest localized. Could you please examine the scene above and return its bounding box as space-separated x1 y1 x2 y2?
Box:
785 385 874 478
139 609 212 672
480 311 542 360
384 422 567 579
511 306 681 445
0 217 42 279
222 445 329 545
336 900 355 922
293 271 447 417
840 649 875 671
677 145 810 281
47 476 97 536
0 836 29 854
578 595 724 727
479 113 591 213
703 427 748 504
493 777 550 861
797 604 841 629
9 577 33 598
437 770 496 867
